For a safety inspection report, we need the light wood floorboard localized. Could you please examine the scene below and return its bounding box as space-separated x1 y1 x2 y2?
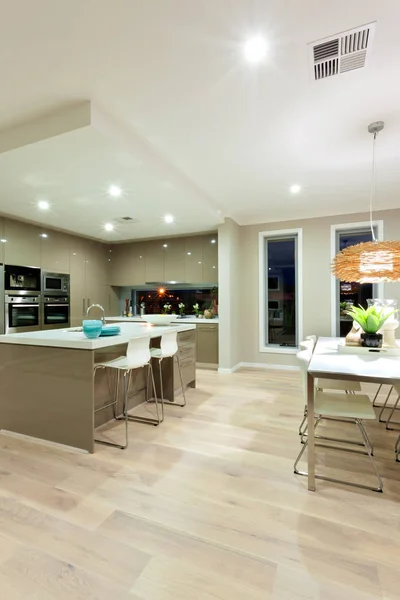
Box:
0 368 399 599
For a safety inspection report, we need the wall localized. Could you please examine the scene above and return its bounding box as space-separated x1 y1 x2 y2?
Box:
219 209 400 370
218 218 241 371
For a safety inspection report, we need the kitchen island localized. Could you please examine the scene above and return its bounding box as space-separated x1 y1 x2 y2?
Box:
0 322 196 453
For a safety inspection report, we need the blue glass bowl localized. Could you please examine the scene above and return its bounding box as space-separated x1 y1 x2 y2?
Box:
82 320 103 339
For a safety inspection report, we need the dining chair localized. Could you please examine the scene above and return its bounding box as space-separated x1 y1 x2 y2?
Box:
298 338 362 442
294 347 383 492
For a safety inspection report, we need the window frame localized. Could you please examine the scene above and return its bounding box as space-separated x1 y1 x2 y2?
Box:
258 228 303 354
330 220 384 337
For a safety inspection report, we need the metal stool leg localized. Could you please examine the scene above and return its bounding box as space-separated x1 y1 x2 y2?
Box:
94 367 128 450
378 386 394 422
372 383 383 407
123 362 164 426
385 394 400 430
152 354 187 408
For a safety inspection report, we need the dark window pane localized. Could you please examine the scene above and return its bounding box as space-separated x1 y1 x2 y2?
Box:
266 238 296 346
338 230 374 337
133 288 218 316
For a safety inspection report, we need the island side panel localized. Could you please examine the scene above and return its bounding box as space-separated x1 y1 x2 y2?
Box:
0 344 95 453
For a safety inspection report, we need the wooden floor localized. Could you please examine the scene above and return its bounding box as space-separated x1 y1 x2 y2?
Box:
0 368 400 599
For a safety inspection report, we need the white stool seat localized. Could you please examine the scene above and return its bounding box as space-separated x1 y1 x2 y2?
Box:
315 391 375 420
150 348 163 359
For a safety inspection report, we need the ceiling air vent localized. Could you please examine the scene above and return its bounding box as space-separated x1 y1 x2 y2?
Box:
309 22 376 81
114 216 139 224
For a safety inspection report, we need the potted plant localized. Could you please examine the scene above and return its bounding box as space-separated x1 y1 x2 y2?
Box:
178 302 185 317
193 303 202 318
163 303 172 314
345 305 395 348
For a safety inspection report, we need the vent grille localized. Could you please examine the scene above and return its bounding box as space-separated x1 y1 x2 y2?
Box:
114 216 139 224
309 22 375 81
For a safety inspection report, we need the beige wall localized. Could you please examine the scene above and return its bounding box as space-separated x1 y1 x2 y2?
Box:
218 218 241 370
219 209 400 370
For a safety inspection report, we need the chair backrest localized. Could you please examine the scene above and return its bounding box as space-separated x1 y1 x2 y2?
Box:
306 335 317 349
299 339 314 352
160 330 178 358
297 348 312 400
126 335 151 369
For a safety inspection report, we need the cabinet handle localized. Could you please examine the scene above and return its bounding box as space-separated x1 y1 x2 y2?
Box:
82 298 86 314
87 298 90 308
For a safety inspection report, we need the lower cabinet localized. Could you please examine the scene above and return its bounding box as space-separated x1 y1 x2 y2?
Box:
196 323 219 366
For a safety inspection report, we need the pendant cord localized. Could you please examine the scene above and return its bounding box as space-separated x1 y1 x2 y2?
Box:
370 131 377 242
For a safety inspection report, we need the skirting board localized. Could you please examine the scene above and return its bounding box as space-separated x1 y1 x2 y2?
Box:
219 362 299 373
0 429 89 454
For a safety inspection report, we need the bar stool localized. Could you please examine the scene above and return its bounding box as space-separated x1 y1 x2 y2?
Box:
94 334 161 450
150 330 186 408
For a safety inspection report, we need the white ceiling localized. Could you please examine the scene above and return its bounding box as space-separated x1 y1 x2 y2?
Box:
0 0 400 240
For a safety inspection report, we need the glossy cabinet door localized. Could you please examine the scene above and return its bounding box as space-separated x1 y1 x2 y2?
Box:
4 219 41 267
184 236 203 284
145 240 166 283
196 323 219 365
165 238 185 283
0 217 5 264
202 234 218 284
40 230 70 273
69 238 88 327
108 243 146 286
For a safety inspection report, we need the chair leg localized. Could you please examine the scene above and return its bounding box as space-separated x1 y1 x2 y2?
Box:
294 418 383 492
151 355 187 408
395 434 400 462
372 383 383 407
378 386 394 422
385 394 400 431
125 363 164 426
300 417 367 453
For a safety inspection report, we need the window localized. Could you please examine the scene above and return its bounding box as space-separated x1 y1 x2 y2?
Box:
259 229 302 353
132 287 217 316
331 221 384 336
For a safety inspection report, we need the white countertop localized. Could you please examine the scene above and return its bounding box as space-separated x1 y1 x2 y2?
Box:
106 316 219 325
0 322 196 350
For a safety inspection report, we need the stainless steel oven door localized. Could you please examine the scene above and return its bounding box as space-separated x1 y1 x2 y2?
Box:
5 295 41 333
42 299 70 330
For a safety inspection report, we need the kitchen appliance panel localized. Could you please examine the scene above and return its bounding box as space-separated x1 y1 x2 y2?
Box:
42 272 70 295
5 265 41 293
41 295 70 330
5 294 41 333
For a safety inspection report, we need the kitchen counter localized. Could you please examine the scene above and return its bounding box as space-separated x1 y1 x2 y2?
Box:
0 323 196 453
106 316 219 325
0 322 196 350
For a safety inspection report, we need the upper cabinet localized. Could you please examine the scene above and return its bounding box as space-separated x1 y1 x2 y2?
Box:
184 236 203 283
165 238 185 283
145 240 165 283
202 234 218 283
4 219 41 267
0 217 5 264
40 230 71 273
109 243 146 286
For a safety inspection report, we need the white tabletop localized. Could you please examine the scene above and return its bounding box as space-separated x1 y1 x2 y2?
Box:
309 337 400 384
0 322 196 351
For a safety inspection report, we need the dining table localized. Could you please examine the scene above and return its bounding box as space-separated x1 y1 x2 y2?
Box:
306 337 400 491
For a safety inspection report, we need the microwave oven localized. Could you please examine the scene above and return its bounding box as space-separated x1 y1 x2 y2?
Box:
42 272 70 295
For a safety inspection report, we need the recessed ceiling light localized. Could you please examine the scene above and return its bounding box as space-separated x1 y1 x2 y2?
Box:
0 239 7 243
105 223 114 231
164 214 174 224
243 36 268 63
213 265 216 269
163 244 168 248
187 252 191 256
211 239 216 244
290 184 301 194
109 185 122 197
40 233 48 238
38 200 49 210
198 261 202 264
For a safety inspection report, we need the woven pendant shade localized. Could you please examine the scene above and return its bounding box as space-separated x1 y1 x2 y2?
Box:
332 240 400 283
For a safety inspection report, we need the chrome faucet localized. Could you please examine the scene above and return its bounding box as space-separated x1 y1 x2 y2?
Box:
86 303 106 325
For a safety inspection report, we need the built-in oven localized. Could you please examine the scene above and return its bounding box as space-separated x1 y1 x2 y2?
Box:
5 265 41 293
5 294 41 334
41 296 70 330
42 272 70 296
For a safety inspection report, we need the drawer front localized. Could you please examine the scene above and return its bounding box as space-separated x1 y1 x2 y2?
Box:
178 329 196 343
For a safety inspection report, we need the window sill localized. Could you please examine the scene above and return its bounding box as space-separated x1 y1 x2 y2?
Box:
259 346 299 355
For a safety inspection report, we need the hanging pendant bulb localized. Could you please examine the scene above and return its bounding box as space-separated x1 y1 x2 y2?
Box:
332 121 400 283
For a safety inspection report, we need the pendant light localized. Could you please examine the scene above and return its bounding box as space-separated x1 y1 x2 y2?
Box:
332 121 400 283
